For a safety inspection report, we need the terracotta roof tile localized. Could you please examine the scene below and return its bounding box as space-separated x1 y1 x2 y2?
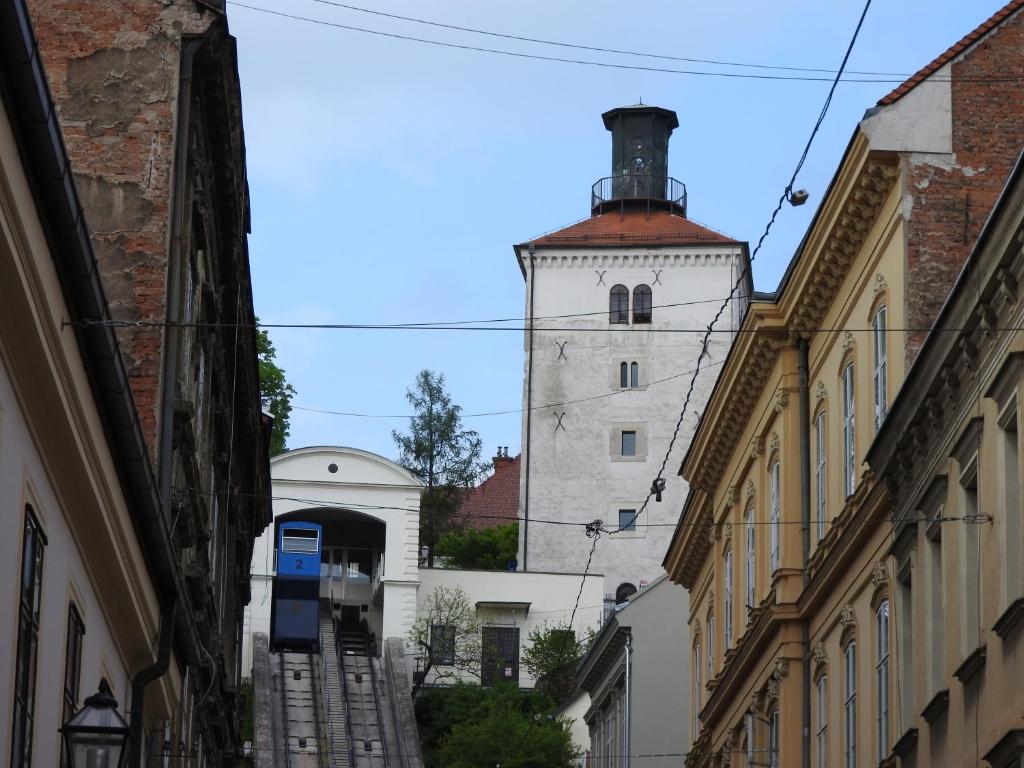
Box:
877 0 1024 106
526 209 739 248
459 455 520 530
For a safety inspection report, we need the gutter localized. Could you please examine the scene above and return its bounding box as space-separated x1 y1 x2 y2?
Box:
798 338 811 768
129 600 176 766
0 0 201 755
522 242 535 570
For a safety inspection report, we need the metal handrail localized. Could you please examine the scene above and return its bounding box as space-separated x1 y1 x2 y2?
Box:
591 174 687 215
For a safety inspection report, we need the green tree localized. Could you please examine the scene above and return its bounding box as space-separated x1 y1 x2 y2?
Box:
521 623 593 705
437 684 576 768
435 522 519 570
256 321 296 456
409 586 482 696
392 370 486 565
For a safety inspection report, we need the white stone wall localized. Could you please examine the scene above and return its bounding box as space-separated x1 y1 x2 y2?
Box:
0 358 136 766
518 245 748 594
416 567 605 688
242 447 423 674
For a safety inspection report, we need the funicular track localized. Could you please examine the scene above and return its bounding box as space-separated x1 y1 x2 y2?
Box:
336 621 391 768
271 650 328 768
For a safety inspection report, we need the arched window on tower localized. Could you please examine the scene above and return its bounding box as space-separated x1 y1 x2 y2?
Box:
630 362 639 388
620 362 629 388
633 284 652 323
610 285 629 324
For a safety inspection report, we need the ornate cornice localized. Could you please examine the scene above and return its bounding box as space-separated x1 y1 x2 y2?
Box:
532 250 745 270
873 272 888 297
669 144 899 591
812 641 828 673
871 561 889 590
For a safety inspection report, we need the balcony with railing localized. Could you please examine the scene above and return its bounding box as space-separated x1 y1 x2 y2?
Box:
591 173 687 216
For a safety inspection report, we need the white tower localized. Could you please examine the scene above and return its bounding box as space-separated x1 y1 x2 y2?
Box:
515 105 750 602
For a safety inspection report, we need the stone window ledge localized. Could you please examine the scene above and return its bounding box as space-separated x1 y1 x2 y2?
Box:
953 644 986 685
921 689 949 724
994 597 1024 640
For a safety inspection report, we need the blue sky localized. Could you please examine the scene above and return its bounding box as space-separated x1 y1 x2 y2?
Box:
231 0 1000 461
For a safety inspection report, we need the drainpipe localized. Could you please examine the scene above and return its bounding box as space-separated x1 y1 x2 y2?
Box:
129 599 177 768
523 242 536 571
157 36 201 506
624 633 632 768
798 338 811 768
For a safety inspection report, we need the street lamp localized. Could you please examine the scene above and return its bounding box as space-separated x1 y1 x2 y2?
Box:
60 678 132 768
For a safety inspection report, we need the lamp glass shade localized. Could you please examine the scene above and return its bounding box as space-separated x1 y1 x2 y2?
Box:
61 682 130 768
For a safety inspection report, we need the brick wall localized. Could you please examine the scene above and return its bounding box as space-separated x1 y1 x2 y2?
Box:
460 454 521 529
27 0 212 459
903 8 1024 364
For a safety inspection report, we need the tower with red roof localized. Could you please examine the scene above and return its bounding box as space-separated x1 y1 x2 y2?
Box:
514 105 751 603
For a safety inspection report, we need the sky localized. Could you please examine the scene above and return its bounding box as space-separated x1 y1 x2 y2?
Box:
230 0 1003 463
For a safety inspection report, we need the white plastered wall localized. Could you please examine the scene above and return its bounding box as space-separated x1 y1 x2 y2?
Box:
242 446 423 673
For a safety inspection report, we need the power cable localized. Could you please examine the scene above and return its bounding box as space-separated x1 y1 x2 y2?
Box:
227 1 921 84
294 358 726 419
303 0 909 77
612 0 874 535
72 317 1024 334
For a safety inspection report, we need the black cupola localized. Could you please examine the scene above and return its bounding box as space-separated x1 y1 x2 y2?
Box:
591 104 686 217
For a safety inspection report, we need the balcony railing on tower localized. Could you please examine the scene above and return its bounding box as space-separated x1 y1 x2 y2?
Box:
591 173 687 216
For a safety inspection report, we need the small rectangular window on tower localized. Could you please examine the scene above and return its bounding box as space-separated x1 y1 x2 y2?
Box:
621 430 637 457
618 509 637 531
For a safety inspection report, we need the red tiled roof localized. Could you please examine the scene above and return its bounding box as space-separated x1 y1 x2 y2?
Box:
526 209 738 248
878 0 1024 106
459 455 520 530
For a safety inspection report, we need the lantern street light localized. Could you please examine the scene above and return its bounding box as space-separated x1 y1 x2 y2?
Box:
60 678 132 768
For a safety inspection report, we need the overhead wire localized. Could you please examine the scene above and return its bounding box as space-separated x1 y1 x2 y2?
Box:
611 0 874 536
303 0 910 77
224 1 935 85
227 1 1022 86
294 358 726 419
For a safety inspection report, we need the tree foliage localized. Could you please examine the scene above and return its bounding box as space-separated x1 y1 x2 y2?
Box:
415 683 576 768
256 321 296 456
435 523 518 570
392 370 487 565
521 623 593 705
409 586 482 695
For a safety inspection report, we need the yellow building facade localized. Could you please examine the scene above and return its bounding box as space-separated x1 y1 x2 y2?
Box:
664 5 1024 766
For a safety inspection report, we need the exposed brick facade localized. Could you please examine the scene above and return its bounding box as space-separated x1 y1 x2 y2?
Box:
27 0 210 456
899 6 1024 363
26 3 270 765
459 452 520 529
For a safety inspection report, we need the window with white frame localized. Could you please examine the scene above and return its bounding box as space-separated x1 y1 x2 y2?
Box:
875 600 890 762
873 305 888 432
12 506 45 768
707 611 715 681
694 639 703 735
816 675 828 768
816 411 827 541
844 642 857 768
745 712 755 766
842 363 856 497
745 506 755 622
770 461 780 572
769 709 780 768
724 548 734 648
1000 400 1022 612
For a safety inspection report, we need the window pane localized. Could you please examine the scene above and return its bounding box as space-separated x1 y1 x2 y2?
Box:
618 509 637 531
630 362 639 388
609 285 629 324
620 362 628 388
621 431 636 456
633 285 652 323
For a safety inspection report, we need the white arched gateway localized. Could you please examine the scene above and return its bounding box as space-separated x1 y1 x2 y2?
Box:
242 446 423 673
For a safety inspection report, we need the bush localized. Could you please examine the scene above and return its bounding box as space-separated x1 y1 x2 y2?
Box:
435 522 518 570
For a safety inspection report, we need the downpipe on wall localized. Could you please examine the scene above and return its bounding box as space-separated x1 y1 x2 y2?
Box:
624 633 632 768
798 337 811 768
